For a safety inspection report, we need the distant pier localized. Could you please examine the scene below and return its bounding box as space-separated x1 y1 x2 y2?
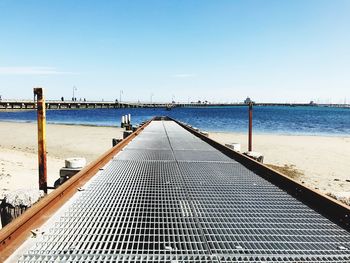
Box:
0 100 349 110
0 100 141 110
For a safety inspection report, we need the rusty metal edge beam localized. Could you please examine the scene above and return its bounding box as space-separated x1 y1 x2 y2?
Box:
0 119 153 261
172 118 350 231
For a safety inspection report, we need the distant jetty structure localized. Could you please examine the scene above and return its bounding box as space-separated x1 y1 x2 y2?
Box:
0 99 349 110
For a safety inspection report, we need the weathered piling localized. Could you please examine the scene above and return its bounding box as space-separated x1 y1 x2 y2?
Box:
34 88 47 194
0 189 44 227
121 116 125 128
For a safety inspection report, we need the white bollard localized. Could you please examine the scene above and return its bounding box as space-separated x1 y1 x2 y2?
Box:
57 158 87 188
122 116 125 124
65 157 86 169
128 114 131 124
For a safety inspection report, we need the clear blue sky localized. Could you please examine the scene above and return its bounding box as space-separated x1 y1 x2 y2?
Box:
0 0 349 103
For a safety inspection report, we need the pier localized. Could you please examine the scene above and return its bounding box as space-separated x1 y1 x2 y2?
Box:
0 100 141 110
1 117 350 262
1 100 350 110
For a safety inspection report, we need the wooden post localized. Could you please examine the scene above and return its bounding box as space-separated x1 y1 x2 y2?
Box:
34 88 47 194
248 102 253 152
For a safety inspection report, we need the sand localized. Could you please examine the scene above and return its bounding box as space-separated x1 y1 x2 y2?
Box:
0 121 123 199
209 132 350 195
0 121 349 203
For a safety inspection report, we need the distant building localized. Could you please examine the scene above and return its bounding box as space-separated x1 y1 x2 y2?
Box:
309 100 316 105
244 97 255 104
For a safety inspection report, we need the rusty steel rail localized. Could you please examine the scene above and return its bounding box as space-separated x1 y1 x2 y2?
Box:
0 119 151 262
248 102 253 151
173 118 350 231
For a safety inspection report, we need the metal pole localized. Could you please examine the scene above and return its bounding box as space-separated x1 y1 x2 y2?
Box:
248 102 253 152
34 88 47 194
72 86 77 101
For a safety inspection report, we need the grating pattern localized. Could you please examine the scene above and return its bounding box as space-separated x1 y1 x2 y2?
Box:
18 120 350 262
115 149 175 161
173 150 236 162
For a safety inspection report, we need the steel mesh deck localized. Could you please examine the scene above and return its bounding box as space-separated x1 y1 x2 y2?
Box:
17 120 350 262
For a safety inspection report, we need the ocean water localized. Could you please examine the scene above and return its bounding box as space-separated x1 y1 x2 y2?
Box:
0 106 349 136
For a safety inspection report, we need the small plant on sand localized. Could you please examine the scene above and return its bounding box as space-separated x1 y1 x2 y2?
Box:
266 164 303 179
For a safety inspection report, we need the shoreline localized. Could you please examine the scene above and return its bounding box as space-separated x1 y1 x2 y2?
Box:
207 130 350 138
1 119 349 138
0 119 119 128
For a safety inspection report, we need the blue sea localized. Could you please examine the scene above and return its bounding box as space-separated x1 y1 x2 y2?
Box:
0 106 349 136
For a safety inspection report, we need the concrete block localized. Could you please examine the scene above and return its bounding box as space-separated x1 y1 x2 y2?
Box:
59 167 82 186
56 158 87 187
244 151 264 163
200 131 209 137
225 143 241 152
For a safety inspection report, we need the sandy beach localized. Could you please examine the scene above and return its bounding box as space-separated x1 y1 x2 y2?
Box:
0 121 123 199
209 132 350 196
0 121 349 203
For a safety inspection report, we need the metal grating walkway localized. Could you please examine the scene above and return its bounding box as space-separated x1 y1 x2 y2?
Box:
17 120 350 262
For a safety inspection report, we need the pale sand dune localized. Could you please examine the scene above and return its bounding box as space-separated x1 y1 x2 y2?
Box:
209 132 350 195
0 121 123 198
